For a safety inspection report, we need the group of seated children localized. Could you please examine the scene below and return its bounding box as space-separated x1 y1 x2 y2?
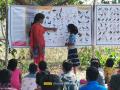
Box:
0 58 120 90
80 58 120 90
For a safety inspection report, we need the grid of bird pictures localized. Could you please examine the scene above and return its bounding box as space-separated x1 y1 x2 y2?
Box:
42 6 92 47
77 6 92 46
43 6 79 47
26 6 92 47
96 5 120 45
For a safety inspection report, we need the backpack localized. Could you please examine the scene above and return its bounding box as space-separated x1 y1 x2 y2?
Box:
41 74 62 90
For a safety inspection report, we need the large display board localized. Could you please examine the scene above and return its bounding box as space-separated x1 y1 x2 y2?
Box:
8 5 92 48
96 5 120 45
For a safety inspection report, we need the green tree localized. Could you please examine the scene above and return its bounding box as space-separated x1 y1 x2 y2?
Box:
0 0 13 20
0 0 14 67
35 0 83 5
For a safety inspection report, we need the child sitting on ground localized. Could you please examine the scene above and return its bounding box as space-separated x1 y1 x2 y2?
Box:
104 58 115 84
7 59 22 90
116 61 120 74
0 69 17 90
90 58 105 86
36 61 50 89
60 60 78 90
21 63 37 90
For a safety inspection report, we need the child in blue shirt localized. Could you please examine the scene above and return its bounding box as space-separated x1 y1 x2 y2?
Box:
65 24 80 74
80 67 107 90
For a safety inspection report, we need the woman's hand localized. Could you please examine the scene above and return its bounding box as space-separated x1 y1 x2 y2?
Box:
44 27 57 32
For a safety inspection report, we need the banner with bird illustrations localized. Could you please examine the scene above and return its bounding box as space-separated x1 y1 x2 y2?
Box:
8 5 92 47
96 5 120 45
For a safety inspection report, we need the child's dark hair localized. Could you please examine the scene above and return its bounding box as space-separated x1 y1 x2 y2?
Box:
67 24 78 35
105 58 114 67
0 69 11 85
38 61 47 71
86 67 99 81
32 13 45 25
62 60 73 73
7 59 17 71
90 58 101 68
29 63 37 74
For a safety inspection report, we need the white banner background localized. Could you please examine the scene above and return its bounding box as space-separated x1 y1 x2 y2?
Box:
96 5 120 45
8 5 92 48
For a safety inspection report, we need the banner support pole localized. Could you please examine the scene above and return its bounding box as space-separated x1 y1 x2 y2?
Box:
5 0 9 68
92 0 96 58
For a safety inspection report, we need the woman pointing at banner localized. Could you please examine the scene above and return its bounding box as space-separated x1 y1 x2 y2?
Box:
30 13 57 64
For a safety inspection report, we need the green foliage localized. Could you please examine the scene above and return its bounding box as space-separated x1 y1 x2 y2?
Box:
9 48 17 58
79 47 92 68
35 0 83 5
0 0 6 20
67 0 83 4
35 0 52 5
79 47 120 68
0 0 13 20
0 47 120 73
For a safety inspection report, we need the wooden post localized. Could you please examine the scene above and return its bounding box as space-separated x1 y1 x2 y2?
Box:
5 0 8 68
92 0 96 58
